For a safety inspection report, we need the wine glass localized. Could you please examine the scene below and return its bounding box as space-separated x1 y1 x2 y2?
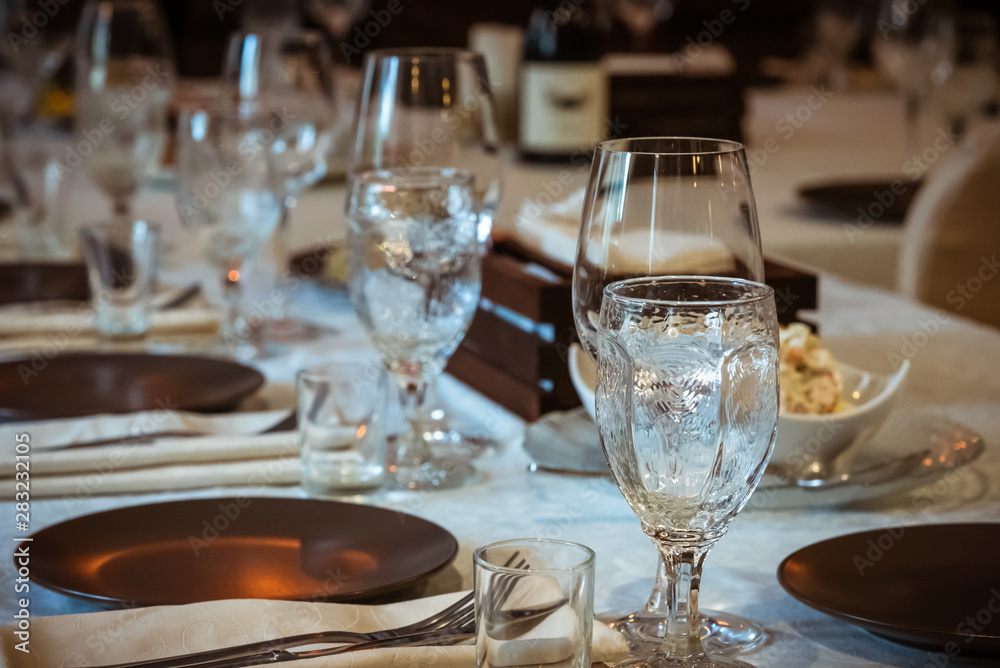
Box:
572 137 766 656
347 168 481 491
221 28 338 344
596 276 779 668
175 108 285 356
871 0 955 149
75 0 175 219
351 48 501 455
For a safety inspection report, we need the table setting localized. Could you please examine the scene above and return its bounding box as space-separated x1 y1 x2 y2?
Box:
1 1 1000 667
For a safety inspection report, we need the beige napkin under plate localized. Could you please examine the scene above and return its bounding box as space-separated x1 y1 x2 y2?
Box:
0 592 630 668
0 410 299 498
514 188 737 273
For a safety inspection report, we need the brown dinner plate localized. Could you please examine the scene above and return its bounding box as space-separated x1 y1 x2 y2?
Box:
0 353 264 421
778 523 1000 656
25 497 459 606
0 262 89 305
798 179 922 223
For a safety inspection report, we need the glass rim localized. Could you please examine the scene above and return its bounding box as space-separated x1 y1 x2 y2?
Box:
364 47 486 63
603 276 774 308
473 538 596 574
227 27 328 42
352 167 475 189
596 137 746 157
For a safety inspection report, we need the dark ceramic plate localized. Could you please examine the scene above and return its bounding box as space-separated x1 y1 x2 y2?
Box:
25 497 459 606
0 262 88 305
798 179 922 223
0 353 264 421
778 523 1000 655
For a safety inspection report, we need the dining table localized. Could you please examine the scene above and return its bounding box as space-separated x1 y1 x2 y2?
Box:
1 84 999 668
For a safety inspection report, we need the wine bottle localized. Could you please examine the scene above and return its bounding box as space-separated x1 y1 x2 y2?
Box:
519 0 608 163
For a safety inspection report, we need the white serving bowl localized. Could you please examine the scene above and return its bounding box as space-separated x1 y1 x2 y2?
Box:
567 343 909 475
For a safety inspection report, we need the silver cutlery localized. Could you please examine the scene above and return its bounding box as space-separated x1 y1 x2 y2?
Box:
767 449 929 490
155 283 202 311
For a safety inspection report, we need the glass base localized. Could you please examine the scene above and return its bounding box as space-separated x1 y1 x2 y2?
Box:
421 422 498 459
598 609 765 658
387 457 474 491
614 653 756 668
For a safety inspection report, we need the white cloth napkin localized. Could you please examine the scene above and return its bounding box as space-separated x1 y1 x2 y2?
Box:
0 410 299 499
514 188 737 273
0 592 630 668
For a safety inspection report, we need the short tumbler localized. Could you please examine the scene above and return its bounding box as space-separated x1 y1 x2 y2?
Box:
298 361 389 496
79 220 160 340
474 538 595 668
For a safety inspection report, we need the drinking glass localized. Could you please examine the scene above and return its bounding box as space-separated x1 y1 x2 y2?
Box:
79 220 160 340
596 277 779 668
351 48 501 454
75 0 175 219
474 538 596 668
298 361 389 496
572 137 766 656
222 28 338 343
174 108 284 356
347 168 481 491
871 0 955 149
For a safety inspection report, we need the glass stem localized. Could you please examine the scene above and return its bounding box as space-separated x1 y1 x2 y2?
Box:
112 196 131 221
396 375 432 468
657 542 711 660
220 260 244 341
905 92 921 154
644 559 669 615
272 197 295 321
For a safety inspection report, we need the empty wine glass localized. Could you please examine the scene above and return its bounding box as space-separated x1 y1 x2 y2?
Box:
572 137 767 656
351 48 501 455
596 276 779 668
221 28 338 344
75 0 175 219
871 0 955 149
175 108 285 356
347 168 481 491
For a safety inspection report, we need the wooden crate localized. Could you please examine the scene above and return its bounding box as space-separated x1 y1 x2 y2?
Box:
445 240 818 420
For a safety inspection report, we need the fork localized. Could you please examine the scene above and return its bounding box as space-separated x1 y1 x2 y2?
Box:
97 591 476 668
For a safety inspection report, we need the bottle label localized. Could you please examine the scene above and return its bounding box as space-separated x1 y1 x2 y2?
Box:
520 63 607 154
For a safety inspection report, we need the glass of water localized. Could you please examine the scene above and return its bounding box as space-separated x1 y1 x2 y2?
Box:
79 220 160 340
348 167 481 491
596 276 779 668
298 361 389 496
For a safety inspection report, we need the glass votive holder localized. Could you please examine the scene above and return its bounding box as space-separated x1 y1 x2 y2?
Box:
79 220 160 340
298 361 389 496
474 538 595 668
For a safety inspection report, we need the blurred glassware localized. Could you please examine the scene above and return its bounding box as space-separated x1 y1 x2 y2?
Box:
352 48 501 458
468 23 524 143
871 0 955 149
934 12 998 137
614 0 674 51
79 219 160 340
222 28 338 345
75 0 175 220
803 0 865 89
347 168 481 491
240 0 301 31
175 107 284 358
595 277 779 668
572 137 767 658
301 0 372 48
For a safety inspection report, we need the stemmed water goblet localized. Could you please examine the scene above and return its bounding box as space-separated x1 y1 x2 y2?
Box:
572 137 767 656
596 276 780 668
351 48 501 456
221 28 338 344
75 0 175 220
347 167 481 491
174 108 285 357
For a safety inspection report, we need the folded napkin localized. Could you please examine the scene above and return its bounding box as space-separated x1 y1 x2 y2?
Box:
0 410 299 499
0 592 630 668
515 188 737 274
